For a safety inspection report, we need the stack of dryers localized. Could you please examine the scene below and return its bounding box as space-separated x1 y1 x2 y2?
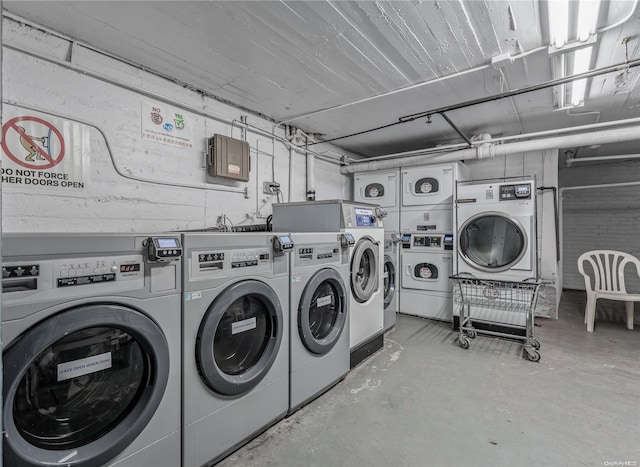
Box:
180 232 294 467
2 233 182 467
399 163 469 321
289 232 350 414
273 200 384 368
454 178 538 333
353 169 400 331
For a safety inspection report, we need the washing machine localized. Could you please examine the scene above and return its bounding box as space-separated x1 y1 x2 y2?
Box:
289 232 350 414
399 232 455 321
400 162 469 232
353 169 400 232
272 200 384 367
2 233 182 467
453 178 538 330
383 231 399 331
181 232 292 467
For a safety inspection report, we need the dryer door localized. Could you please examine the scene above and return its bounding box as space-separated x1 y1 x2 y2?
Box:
458 212 531 272
298 268 347 355
353 171 398 208
3 304 169 467
402 165 454 206
350 238 379 303
383 254 396 309
401 251 453 292
196 280 283 396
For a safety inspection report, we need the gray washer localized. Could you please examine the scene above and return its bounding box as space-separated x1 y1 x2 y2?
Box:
2 233 182 467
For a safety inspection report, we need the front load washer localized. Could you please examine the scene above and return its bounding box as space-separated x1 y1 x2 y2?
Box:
289 232 350 414
453 178 538 330
2 233 182 467
399 232 454 321
273 200 384 367
181 232 292 467
353 169 400 232
383 232 399 331
400 163 469 232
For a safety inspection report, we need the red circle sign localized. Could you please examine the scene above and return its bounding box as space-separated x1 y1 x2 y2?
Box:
2 116 66 170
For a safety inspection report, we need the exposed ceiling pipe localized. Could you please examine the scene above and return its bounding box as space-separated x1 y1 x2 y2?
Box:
565 154 640 166
340 125 640 174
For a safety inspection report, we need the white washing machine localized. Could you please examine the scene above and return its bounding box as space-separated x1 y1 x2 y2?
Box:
383 231 399 331
400 162 469 232
289 232 350 414
180 232 292 467
454 179 538 329
353 169 400 232
273 200 384 367
2 233 182 467
399 232 454 321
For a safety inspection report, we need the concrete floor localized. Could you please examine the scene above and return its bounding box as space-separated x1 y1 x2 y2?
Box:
218 290 640 467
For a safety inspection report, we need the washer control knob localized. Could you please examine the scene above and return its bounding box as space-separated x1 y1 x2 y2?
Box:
111 265 118 273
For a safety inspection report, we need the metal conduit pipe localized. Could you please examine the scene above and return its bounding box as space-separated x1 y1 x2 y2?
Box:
306 141 316 201
565 154 640 166
340 125 640 174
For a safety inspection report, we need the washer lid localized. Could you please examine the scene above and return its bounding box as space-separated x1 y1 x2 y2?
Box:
459 212 527 272
3 304 169 467
196 280 283 396
298 268 347 355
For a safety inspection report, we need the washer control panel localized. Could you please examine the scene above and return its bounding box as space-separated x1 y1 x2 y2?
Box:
295 243 340 264
193 247 271 278
499 183 532 200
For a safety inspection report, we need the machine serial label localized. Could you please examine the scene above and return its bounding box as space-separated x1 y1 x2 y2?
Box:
57 352 112 382
232 317 257 334
316 295 332 307
57 274 116 287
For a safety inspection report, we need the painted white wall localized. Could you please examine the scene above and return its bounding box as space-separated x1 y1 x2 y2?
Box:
463 150 560 318
1 17 353 233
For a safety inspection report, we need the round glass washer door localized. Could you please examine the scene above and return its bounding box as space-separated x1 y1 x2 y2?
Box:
196 280 283 396
350 238 379 303
3 304 169 467
458 212 527 273
298 268 347 355
383 255 396 308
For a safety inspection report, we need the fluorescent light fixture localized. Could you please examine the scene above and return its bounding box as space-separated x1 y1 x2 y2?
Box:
577 0 601 41
548 0 569 48
571 46 593 106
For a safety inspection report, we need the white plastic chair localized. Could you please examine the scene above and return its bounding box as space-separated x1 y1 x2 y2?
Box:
577 250 640 332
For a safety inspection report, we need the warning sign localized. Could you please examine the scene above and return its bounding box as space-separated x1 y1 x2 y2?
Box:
141 101 193 149
1 107 89 190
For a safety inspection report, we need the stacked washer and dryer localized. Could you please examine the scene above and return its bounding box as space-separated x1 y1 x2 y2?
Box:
353 169 400 332
454 178 538 332
2 233 183 467
273 200 385 368
398 163 470 322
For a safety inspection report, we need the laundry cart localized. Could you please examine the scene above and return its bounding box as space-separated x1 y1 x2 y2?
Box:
450 273 541 361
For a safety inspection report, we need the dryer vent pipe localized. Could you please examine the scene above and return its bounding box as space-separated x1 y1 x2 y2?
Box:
339 125 640 174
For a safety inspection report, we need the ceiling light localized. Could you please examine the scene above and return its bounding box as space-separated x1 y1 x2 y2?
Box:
548 0 569 48
577 0 601 41
571 46 593 106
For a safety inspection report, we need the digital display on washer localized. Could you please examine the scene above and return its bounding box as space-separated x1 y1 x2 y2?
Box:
156 238 179 248
499 183 531 200
120 264 141 273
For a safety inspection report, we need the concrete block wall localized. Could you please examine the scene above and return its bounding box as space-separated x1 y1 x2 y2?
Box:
1 17 353 233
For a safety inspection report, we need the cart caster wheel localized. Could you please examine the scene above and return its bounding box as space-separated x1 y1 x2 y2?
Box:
530 339 541 350
467 330 477 339
459 337 470 349
524 349 541 362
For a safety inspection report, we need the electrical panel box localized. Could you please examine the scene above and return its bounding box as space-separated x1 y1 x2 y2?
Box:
207 134 250 182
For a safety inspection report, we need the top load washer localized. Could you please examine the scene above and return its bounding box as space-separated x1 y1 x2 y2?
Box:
289 232 350 414
401 163 469 232
353 169 400 232
455 178 538 282
180 232 292 467
2 233 182 467
272 200 384 366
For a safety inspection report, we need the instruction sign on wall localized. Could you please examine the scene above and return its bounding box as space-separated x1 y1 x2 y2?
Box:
1 106 89 190
141 101 193 149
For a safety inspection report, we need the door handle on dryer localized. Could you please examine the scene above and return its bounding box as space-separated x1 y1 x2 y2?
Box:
406 265 412 275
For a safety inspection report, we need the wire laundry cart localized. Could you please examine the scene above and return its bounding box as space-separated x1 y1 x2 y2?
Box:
450 273 542 362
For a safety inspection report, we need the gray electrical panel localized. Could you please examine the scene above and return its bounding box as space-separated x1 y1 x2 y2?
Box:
207 134 250 182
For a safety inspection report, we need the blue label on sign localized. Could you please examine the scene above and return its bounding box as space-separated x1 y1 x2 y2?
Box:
163 123 174 132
